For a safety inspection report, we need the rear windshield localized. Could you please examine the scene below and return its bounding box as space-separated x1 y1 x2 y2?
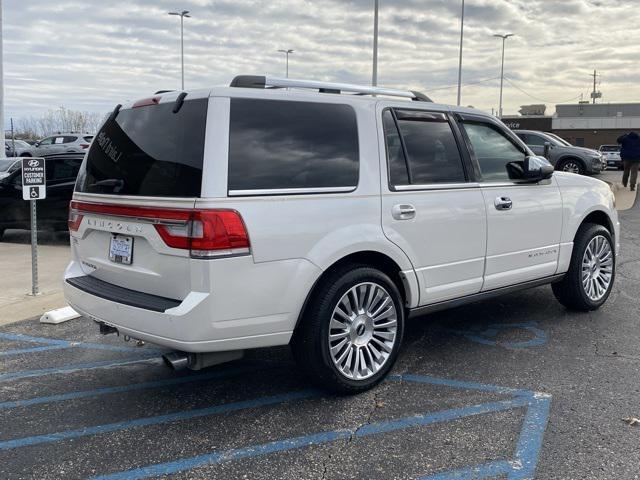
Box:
76 98 208 197
600 145 619 152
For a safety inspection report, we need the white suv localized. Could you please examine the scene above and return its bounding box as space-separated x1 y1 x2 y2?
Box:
64 76 619 392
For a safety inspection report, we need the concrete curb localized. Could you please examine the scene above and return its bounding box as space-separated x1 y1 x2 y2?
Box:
0 292 67 327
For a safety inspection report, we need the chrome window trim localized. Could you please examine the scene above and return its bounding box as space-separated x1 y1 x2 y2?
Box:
228 186 356 197
393 182 480 192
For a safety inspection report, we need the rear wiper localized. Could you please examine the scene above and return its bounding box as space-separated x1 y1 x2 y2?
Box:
90 178 125 193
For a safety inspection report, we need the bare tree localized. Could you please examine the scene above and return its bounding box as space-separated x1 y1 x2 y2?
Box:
13 107 107 140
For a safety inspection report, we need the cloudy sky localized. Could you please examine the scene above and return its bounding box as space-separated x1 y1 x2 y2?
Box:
4 0 640 122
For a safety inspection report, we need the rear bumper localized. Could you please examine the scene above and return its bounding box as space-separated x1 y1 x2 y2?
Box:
63 256 321 353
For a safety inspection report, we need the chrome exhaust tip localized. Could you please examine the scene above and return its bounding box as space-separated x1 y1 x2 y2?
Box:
162 352 190 371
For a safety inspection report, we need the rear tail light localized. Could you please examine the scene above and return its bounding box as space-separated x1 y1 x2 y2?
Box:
68 201 84 232
70 202 250 259
155 210 250 258
80 144 90 149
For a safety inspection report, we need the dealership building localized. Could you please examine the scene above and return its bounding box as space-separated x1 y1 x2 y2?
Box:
502 103 640 149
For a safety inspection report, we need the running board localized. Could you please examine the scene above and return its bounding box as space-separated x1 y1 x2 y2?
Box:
408 274 565 319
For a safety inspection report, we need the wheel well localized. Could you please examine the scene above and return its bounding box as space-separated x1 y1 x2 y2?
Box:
293 251 407 332
19 152 32 157
581 210 614 236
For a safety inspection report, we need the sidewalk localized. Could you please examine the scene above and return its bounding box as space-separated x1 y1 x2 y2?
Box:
0 231 70 326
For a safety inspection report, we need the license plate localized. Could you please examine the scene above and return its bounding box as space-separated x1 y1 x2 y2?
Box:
109 235 133 265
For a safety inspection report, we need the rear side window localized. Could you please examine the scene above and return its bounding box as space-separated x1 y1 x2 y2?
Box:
47 157 83 182
76 99 208 197
228 98 359 192
63 136 78 144
382 108 466 186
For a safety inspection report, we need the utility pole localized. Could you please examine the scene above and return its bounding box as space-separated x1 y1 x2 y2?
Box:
456 0 465 106
168 10 191 90
493 33 514 118
590 70 601 104
372 0 379 86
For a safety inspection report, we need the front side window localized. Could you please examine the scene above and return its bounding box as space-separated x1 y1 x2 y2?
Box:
383 109 466 186
54 137 65 144
39 137 54 146
461 121 525 181
228 98 359 192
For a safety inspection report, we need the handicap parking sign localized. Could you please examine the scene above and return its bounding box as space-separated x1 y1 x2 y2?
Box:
21 157 46 200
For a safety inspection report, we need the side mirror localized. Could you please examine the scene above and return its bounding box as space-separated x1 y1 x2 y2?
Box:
506 156 554 182
543 141 551 159
523 156 554 181
34 142 40 147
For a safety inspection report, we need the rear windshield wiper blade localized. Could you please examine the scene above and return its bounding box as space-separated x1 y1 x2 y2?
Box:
90 178 125 192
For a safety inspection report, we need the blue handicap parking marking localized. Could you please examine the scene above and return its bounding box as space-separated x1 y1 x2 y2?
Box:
0 332 163 356
441 321 548 349
0 329 551 479
76 374 550 480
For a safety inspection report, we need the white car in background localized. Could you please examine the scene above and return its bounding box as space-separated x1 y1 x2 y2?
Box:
27 133 93 156
599 145 622 170
63 76 619 393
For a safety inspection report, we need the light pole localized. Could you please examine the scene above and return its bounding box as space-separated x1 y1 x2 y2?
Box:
456 0 465 106
0 0 5 150
277 49 294 78
494 33 514 118
372 0 379 86
168 10 190 90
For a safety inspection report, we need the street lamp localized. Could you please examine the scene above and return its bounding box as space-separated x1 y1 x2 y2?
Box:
372 0 379 87
277 49 294 78
168 10 191 90
456 0 465 106
493 33 514 118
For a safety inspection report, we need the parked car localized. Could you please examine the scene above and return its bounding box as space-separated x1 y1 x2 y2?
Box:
0 153 84 240
4 139 33 157
25 133 93 157
0 157 20 181
599 145 623 170
63 76 619 393
513 129 605 175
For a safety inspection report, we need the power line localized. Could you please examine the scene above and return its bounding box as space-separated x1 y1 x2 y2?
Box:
425 76 500 93
503 77 583 104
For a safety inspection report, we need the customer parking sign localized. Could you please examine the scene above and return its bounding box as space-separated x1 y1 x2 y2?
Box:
21 157 47 200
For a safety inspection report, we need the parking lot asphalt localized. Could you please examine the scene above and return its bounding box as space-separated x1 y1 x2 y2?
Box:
1 198 639 479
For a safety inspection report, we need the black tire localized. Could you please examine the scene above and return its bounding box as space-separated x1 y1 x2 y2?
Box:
552 223 615 311
19 152 32 157
291 265 405 394
556 158 585 175
0 228 4 241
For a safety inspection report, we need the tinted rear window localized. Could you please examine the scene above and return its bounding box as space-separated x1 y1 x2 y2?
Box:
228 98 359 192
76 99 207 197
600 145 619 152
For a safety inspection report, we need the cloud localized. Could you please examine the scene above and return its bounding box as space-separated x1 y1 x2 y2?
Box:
3 0 639 122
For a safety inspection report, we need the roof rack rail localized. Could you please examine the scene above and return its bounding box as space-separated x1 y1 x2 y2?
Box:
229 75 432 102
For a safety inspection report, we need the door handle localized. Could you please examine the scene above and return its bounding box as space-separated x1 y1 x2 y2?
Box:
494 196 512 211
392 204 416 220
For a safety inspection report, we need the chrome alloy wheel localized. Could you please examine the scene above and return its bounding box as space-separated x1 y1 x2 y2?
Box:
328 282 398 381
582 235 614 301
562 161 581 174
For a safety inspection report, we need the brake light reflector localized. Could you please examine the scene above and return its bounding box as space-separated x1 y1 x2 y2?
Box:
68 201 84 232
80 143 90 149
